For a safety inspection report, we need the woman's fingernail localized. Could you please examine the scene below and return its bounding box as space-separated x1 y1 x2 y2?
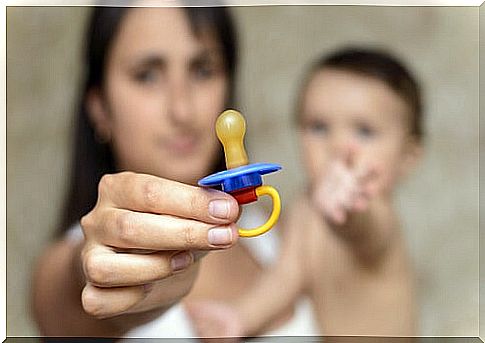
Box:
209 199 230 219
171 252 192 272
208 227 233 246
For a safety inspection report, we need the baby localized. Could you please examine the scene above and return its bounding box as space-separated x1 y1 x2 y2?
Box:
186 46 423 339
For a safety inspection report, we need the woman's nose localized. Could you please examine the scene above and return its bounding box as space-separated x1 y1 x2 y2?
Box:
168 78 192 125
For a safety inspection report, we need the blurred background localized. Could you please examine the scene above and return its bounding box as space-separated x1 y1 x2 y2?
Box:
7 5 480 337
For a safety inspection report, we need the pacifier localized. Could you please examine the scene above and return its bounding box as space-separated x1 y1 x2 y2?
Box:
198 109 282 237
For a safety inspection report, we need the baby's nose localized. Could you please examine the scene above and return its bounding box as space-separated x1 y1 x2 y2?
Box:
331 136 359 161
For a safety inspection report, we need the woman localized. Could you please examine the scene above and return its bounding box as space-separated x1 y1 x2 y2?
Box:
32 5 318 338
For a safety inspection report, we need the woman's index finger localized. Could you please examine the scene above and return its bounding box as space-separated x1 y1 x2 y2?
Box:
99 172 239 225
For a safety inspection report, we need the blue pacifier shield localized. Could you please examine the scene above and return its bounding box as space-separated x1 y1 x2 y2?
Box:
198 162 282 193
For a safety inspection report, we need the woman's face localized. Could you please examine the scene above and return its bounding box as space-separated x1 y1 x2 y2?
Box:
89 7 228 184
299 68 419 195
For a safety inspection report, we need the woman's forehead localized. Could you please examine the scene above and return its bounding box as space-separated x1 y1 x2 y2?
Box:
111 7 220 62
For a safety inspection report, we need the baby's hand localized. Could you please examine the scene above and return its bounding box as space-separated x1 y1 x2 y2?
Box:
185 300 243 342
312 147 380 225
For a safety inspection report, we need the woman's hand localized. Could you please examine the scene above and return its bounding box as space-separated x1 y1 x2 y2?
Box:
79 171 240 319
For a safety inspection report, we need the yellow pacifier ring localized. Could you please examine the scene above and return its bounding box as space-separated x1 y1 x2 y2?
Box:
238 185 281 237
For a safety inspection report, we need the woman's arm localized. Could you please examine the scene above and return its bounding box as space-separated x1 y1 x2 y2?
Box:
32 171 240 337
185 202 309 338
32 237 195 337
33 238 127 337
232 212 307 336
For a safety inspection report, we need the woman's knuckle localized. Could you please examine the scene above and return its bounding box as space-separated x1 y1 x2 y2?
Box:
102 208 116 232
187 192 205 218
120 170 135 179
154 255 172 279
80 213 93 230
81 288 98 316
143 179 162 211
117 212 137 246
98 174 113 195
81 287 106 318
184 224 197 248
83 253 106 285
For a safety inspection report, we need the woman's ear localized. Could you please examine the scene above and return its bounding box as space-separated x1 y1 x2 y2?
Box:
86 88 112 143
399 137 424 179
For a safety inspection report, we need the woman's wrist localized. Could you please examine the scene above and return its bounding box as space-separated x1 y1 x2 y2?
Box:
69 239 169 336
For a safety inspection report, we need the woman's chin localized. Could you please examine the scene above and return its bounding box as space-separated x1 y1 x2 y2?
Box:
131 157 214 185
157 167 208 186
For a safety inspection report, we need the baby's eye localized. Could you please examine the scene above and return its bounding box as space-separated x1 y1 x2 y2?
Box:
306 120 329 135
355 124 376 139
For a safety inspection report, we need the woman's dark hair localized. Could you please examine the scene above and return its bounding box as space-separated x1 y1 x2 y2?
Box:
58 6 238 234
297 46 424 141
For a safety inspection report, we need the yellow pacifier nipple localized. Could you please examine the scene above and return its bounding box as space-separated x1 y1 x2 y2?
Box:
199 109 282 237
216 109 249 169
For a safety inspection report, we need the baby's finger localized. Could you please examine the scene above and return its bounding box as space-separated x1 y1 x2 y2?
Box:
328 206 347 225
81 283 146 319
100 208 238 250
353 194 370 212
362 168 383 197
83 245 192 287
355 163 379 183
337 186 355 211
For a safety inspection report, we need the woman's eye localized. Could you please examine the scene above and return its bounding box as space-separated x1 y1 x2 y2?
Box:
355 124 376 139
191 62 216 80
134 69 159 84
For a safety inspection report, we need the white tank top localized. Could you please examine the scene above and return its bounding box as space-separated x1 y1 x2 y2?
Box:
66 205 320 338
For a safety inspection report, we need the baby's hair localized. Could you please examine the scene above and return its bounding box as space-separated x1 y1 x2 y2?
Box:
296 46 424 141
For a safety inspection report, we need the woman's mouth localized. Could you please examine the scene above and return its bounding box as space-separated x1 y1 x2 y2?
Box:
162 134 199 155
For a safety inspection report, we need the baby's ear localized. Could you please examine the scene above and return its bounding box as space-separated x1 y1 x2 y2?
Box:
399 136 423 179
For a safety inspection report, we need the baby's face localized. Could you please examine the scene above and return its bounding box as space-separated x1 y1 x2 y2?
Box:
299 68 419 195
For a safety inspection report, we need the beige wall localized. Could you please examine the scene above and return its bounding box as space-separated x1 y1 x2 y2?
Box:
7 5 479 336
479 3 484 339
7 7 90 335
